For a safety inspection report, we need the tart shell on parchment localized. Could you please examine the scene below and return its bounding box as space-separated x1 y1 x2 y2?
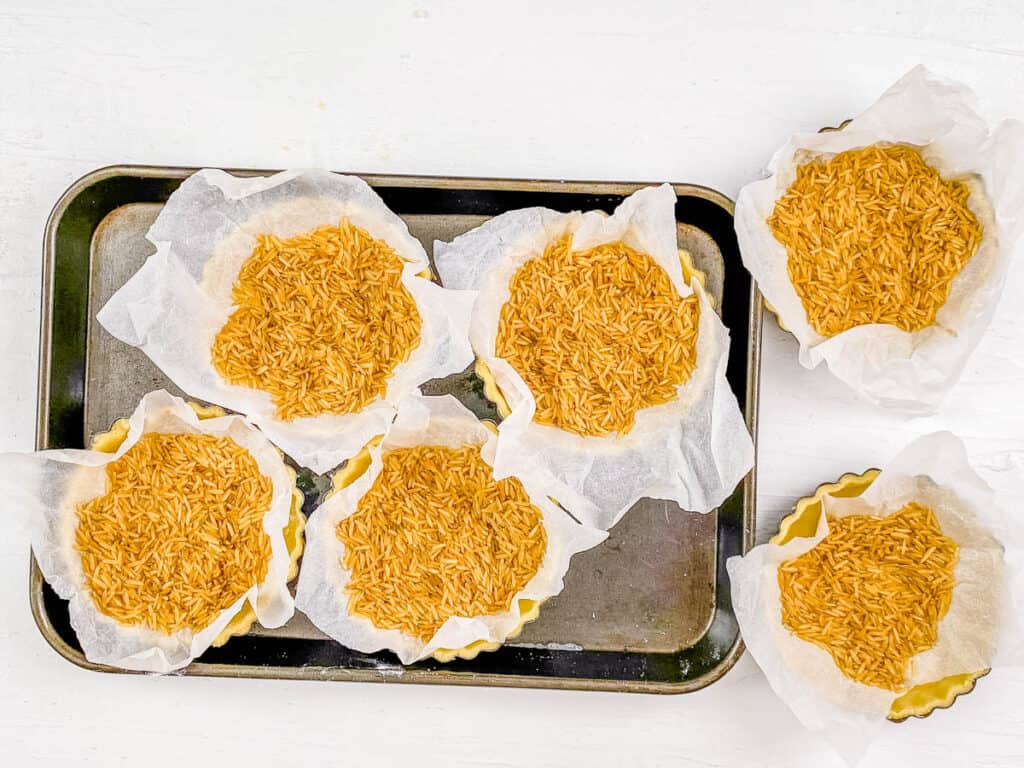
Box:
435 184 754 532
727 432 1023 759
97 169 475 474
323 424 541 663
295 394 607 665
6 390 301 672
89 401 307 649
736 66 1024 412
773 469 988 722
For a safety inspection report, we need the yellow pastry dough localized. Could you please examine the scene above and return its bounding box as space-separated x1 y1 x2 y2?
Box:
775 469 989 721
331 423 543 662
88 403 305 648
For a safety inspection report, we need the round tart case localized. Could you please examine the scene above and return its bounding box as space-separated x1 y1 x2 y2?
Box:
433 184 754 531
89 402 307 650
97 169 474 474
7 390 301 672
771 468 988 723
295 394 607 664
735 66 1024 412
727 432 1023 750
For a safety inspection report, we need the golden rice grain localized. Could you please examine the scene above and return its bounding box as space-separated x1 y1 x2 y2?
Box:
336 445 547 641
778 502 959 691
211 220 423 421
768 144 982 337
75 432 274 635
495 236 700 437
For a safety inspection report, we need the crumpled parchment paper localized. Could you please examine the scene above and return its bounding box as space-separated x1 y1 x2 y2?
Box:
735 66 1024 413
97 169 475 474
295 393 607 664
3 390 296 672
728 432 1022 761
433 184 754 531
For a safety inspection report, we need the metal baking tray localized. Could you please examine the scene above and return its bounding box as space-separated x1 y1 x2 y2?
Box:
32 166 761 693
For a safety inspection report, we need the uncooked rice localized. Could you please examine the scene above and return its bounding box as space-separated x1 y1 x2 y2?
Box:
211 220 423 421
336 445 547 641
495 236 700 437
75 432 274 635
768 144 982 337
778 502 959 691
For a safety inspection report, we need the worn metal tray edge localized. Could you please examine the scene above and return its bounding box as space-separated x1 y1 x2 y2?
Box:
31 164 760 694
50 161 739 202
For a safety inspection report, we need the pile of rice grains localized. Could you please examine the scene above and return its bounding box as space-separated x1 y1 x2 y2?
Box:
75 433 274 634
211 220 422 421
496 235 700 437
778 502 959 690
769 144 983 337
336 445 548 641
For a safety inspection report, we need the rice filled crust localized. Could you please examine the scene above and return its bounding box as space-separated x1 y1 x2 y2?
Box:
778 501 959 691
211 220 423 421
75 432 275 635
336 443 548 641
496 235 700 437
768 144 982 338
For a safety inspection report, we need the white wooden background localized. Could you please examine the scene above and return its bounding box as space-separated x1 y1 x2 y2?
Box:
2 1 1023 765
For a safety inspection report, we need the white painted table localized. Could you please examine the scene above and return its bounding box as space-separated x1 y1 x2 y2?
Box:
2 2 1023 765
